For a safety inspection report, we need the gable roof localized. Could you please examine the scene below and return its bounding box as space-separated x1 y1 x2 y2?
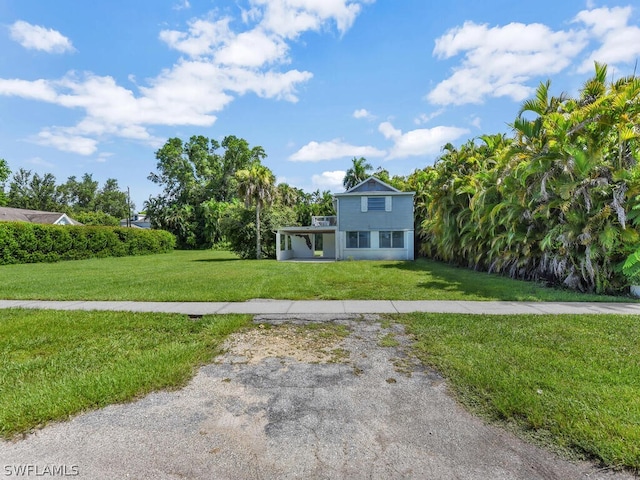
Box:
0 207 82 225
334 176 414 196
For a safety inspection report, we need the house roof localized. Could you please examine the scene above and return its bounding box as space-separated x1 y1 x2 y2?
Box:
334 176 414 197
0 207 82 225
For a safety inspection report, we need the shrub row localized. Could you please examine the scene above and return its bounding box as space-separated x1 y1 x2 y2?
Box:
0 222 176 265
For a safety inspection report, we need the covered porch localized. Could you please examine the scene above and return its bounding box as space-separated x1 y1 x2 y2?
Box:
276 225 337 261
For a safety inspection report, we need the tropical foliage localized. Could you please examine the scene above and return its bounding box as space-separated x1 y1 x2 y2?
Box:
145 135 334 254
3 168 131 224
145 135 265 248
220 201 297 259
410 63 640 293
343 157 373 190
236 164 276 259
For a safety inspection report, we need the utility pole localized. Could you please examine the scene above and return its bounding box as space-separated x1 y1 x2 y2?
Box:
127 187 131 227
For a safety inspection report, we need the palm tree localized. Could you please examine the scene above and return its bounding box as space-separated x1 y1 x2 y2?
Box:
343 157 373 190
235 164 276 259
276 183 300 207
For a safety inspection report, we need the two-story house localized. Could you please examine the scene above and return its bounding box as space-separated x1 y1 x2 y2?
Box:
276 176 415 261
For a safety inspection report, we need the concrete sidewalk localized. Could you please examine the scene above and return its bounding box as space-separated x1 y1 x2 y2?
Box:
1 299 640 315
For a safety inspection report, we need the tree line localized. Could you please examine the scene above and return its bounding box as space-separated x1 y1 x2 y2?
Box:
0 163 131 226
405 63 640 293
144 134 335 257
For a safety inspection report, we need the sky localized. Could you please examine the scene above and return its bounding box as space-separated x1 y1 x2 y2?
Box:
1 0 640 211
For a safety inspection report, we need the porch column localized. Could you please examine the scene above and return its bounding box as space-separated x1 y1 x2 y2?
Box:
276 231 281 261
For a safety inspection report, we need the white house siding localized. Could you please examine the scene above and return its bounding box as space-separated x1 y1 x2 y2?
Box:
291 235 314 258
322 234 336 258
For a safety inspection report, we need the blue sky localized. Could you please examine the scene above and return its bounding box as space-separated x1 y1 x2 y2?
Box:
1 0 640 211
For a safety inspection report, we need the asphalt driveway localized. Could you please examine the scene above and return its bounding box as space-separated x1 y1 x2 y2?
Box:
1 314 635 479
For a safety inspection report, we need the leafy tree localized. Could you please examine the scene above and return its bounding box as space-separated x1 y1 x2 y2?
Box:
293 189 335 226
7 169 60 211
343 157 373 190
275 183 302 208
221 201 297 259
373 167 410 191
235 164 276 259
219 136 267 202
0 158 9 206
95 178 130 219
57 173 98 211
146 135 265 248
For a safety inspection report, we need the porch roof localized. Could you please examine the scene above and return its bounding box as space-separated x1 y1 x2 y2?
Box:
277 226 337 235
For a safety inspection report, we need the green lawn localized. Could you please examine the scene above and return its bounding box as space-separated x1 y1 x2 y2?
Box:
0 309 251 439
2 251 638 472
0 249 632 302
400 313 640 471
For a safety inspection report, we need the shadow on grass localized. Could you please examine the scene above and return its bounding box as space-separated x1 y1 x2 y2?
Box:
379 260 499 299
378 258 626 302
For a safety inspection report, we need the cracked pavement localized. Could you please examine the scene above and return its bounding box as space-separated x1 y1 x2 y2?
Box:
1 314 636 479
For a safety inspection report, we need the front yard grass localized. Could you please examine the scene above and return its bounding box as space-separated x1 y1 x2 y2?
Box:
0 249 632 302
0 309 251 439
2 308 638 472
399 313 640 471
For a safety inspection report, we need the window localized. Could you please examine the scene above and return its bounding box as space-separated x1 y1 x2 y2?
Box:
347 231 370 248
379 231 404 248
361 196 392 212
367 197 385 211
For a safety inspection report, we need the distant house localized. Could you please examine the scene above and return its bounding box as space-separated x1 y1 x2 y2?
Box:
120 213 151 229
276 176 415 261
0 207 82 225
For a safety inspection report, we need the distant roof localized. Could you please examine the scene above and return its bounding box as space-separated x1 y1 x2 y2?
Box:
335 176 414 196
0 207 82 225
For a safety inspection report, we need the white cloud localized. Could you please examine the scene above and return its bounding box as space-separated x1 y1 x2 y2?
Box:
35 129 98 155
256 0 364 39
26 157 55 169
214 29 289 67
414 109 444 125
379 121 469 159
96 152 114 163
353 108 374 120
173 0 190 10
427 20 587 105
574 6 640 73
289 139 386 162
0 2 371 155
312 170 346 189
0 78 58 101
160 18 233 58
9 21 74 53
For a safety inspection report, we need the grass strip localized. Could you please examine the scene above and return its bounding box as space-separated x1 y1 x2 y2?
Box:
0 250 631 302
399 313 640 471
0 309 251 439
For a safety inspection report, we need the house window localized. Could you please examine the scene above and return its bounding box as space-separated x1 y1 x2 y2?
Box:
379 231 404 248
347 231 370 248
367 197 385 211
361 196 392 212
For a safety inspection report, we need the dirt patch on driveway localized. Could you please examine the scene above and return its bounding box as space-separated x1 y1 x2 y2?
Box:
1 314 635 479
218 322 349 365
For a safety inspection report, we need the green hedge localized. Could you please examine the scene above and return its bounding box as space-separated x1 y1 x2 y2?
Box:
0 222 176 265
